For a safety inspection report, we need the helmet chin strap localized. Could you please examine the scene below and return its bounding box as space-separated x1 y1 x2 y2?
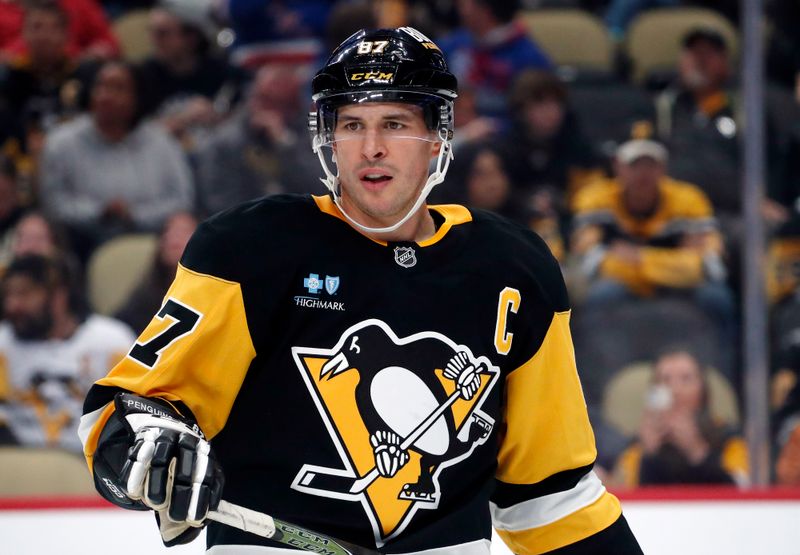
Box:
312 135 454 236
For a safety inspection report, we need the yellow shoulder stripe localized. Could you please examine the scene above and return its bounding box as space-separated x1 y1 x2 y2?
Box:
497 311 597 485
96 264 256 440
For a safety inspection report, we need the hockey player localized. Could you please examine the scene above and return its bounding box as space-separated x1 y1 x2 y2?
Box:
79 27 643 554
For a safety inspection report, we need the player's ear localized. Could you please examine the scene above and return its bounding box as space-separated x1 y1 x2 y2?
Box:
431 141 441 156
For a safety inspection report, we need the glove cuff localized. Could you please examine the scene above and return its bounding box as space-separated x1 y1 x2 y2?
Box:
115 393 204 439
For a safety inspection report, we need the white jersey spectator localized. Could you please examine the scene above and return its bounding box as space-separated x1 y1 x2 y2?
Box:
0 255 135 452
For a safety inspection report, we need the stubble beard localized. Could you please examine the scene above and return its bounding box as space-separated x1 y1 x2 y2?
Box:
341 176 426 229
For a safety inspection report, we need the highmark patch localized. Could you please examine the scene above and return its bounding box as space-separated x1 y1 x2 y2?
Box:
294 296 346 312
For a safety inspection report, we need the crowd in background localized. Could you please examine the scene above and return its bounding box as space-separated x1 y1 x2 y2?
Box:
1 0 800 491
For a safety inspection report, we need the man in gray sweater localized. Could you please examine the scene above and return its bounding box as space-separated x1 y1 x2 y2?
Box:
40 61 194 258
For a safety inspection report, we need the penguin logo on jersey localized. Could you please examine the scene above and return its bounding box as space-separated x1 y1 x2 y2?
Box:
290 319 499 545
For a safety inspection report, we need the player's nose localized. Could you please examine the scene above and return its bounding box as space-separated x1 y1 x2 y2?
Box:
360 128 387 160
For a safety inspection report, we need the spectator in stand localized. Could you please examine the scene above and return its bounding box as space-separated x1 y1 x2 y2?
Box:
774 313 800 485
438 0 552 122
767 215 800 434
194 63 320 216
776 387 800 485
0 1 97 140
141 0 248 148
439 142 513 215
10 211 70 259
0 157 27 271
766 216 800 311
8 211 84 304
114 211 198 334
501 70 604 231
613 346 748 487
40 60 194 262
0 0 118 62
0 254 134 452
571 139 735 344
654 28 741 234
433 141 567 261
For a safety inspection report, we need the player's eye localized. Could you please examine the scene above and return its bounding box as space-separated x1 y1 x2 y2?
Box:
341 121 362 132
385 121 404 130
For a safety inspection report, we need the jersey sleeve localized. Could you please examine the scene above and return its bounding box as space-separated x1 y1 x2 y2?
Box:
80 258 257 472
490 233 640 554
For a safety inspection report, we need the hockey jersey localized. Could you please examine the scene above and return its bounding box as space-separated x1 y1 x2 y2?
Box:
80 195 637 554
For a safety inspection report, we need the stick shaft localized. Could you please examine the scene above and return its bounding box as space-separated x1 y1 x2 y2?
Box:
208 500 276 538
208 499 381 555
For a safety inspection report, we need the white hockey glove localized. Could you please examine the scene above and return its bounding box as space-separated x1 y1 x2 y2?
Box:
442 351 482 400
92 393 224 546
370 430 409 478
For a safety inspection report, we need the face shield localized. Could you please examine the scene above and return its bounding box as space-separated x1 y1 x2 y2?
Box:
309 89 455 235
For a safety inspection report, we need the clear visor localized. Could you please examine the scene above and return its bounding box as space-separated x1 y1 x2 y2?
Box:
313 90 453 148
308 89 455 234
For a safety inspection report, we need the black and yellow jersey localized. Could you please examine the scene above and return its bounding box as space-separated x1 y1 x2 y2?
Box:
571 177 726 296
80 194 637 554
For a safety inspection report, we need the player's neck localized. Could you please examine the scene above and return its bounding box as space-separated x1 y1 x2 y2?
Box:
359 207 437 244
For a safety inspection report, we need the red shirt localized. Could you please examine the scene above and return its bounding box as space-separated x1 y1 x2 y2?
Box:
0 0 119 59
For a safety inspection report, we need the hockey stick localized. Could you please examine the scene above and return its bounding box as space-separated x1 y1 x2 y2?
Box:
208 499 380 555
296 389 462 496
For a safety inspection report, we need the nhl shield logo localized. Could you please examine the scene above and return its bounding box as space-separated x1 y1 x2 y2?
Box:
325 275 340 295
393 246 417 268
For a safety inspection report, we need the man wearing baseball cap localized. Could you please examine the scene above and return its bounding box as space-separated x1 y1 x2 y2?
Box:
570 138 735 348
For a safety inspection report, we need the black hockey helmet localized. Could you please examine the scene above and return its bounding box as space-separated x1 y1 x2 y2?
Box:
312 27 457 105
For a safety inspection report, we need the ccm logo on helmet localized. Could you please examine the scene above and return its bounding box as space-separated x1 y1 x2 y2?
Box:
350 71 394 82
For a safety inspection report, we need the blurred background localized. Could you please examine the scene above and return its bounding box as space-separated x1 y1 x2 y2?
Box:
0 0 799 553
